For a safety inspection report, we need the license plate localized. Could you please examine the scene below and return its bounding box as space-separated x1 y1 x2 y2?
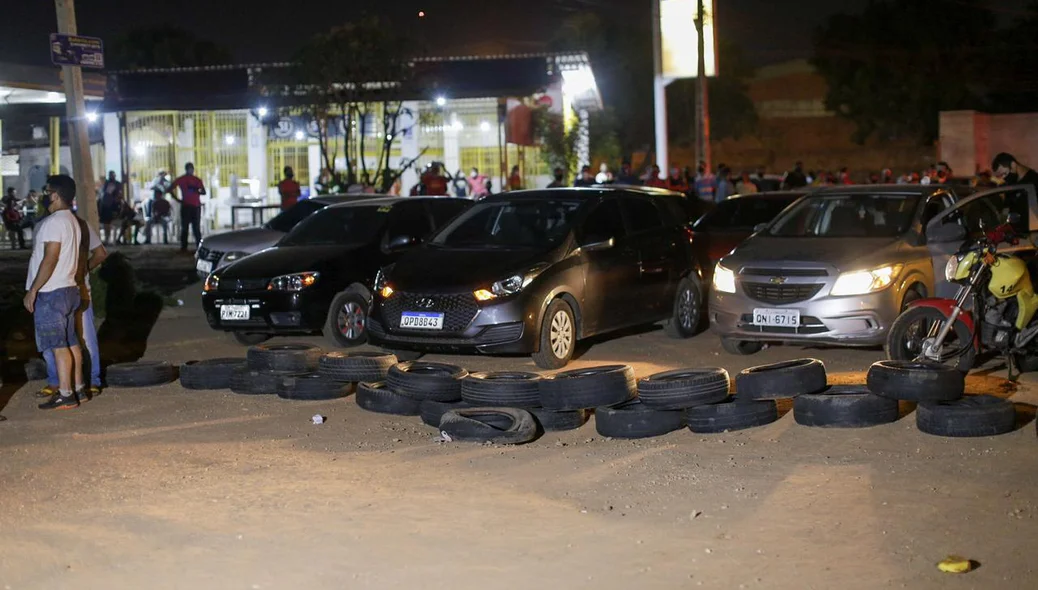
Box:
196 259 213 274
220 305 250 321
400 311 444 330
752 308 800 327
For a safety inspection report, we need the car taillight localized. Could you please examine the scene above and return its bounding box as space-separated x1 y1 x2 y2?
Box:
683 226 696 244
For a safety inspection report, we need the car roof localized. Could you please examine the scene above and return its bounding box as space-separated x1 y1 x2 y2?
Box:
481 187 686 201
725 190 809 201
809 184 948 197
323 196 470 209
309 194 381 205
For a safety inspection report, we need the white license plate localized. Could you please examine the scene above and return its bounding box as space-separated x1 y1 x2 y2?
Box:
220 305 250 321
196 259 213 274
400 311 444 330
752 308 800 327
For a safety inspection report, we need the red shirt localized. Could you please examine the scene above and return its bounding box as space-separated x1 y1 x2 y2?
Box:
171 174 206 207
646 177 669 189
422 172 448 196
278 179 302 210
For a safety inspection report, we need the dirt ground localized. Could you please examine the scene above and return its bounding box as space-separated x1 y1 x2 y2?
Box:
1 287 1037 589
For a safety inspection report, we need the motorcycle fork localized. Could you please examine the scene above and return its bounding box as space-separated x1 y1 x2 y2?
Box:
924 269 984 360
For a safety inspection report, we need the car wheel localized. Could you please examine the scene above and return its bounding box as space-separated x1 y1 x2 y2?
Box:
664 276 702 338
720 337 764 355
532 299 576 370
324 289 369 348
233 332 271 346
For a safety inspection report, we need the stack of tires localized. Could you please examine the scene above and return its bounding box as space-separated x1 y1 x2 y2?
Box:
866 360 1017 437
223 343 348 401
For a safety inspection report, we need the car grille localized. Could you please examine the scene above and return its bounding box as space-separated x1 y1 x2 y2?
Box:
742 282 824 304
740 267 829 277
197 246 224 263
381 292 480 333
218 278 270 292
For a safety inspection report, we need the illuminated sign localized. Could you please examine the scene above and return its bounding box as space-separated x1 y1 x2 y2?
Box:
660 0 716 79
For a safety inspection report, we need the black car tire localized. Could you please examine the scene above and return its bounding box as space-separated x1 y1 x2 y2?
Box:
532 299 576 370
793 385 900 428
529 407 589 432
461 371 542 408
230 368 298 395
686 399 779 433
595 398 685 439
24 358 47 381
386 361 468 402
440 408 538 444
179 358 247 390
721 337 764 355
664 276 702 338
318 351 397 383
735 359 827 401
637 368 730 410
355 381 421 416
866 360 964 402
233 332 271 346
419 399 474 428
539 364 636 411
106 361 177 388
276 373 350 401
916 395 1017 437
324 289 369 348
247 342 323 372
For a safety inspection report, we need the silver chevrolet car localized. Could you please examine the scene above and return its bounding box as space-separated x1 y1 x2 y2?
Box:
709 185 968 354
194 194 372 278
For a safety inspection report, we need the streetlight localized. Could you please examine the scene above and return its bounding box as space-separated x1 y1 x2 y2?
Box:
480 121 490 132
85 111 98 123
257 106 268 118
435 96 446 107
224 135 236 145
294 130 305 141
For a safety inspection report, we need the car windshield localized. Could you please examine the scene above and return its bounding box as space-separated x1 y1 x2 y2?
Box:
266 199 326 233
279 205 388 246
694 195 799 231
430 199 584 248
767 194 921 238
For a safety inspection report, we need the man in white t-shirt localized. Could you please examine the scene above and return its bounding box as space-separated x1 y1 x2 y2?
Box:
24 175 84 410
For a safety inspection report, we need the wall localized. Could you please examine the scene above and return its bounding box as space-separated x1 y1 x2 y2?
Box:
940 110 1038 174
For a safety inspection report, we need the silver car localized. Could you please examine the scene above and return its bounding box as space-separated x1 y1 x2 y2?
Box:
709 185 964 354
194 195 371 278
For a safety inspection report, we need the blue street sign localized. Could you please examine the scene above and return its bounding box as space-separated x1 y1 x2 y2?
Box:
49 34 105 69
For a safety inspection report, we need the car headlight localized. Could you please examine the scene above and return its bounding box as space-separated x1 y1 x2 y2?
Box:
203 273 219 292
267 271 320 292
712 263 736 294
475 265 548 301
222 251 247 262
831 264 903 296
944 256 960 282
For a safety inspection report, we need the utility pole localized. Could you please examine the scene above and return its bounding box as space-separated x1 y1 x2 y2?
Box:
54 0 99 234
651 0 669 176
694 0 712 174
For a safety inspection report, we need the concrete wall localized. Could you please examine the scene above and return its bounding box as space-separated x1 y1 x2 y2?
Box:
939 110 1038 174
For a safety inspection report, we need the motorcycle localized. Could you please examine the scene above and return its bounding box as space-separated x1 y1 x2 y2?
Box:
887 219 1038 374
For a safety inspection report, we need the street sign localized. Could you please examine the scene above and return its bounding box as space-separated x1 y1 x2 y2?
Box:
49 33 104 69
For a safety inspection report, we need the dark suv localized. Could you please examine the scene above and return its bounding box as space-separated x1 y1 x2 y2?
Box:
368 187 701 368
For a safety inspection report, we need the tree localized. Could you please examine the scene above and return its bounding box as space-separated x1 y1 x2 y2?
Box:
668 39 758 145
109 26 232 70
812 0 994 144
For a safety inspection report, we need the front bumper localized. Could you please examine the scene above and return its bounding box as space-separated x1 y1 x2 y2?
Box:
202 290 330 334
710 283 902 347
368 290 538 354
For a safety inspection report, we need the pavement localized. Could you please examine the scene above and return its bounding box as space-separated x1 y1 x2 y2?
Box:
0 270 1036 588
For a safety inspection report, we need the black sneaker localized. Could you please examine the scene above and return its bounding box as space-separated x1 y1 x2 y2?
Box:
76 388 92 404
38 393 80 411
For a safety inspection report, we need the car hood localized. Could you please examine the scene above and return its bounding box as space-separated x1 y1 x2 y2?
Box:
721 236 905 273
201 227 284 254
388 246 555 291
217 244 361 279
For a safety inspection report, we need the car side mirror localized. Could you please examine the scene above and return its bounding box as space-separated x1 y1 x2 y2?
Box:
387 234 418 251
581 237 615 252
753 223 767 233
927 222 966 244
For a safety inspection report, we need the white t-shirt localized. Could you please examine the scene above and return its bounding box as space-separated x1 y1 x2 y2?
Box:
26 209 81 293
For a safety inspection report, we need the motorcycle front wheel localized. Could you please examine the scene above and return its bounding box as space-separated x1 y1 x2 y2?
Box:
886 307 976 372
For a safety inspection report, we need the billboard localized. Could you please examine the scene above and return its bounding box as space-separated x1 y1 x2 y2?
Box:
660 0 716 79
49 34 105 69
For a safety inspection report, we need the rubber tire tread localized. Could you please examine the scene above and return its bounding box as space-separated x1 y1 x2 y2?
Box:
419 399 473 427
539 364 636 411
355 381 422 416
528 407 589 432
916 395 1016 437
24 358 47 381
440 408 538 444
866 360 964 402
106 361 177 387
247 342 323 372
637 368 730 410
229 368 298 395
686 399 778 433
461 371 542 407
735 358 827 401
793 385 900 428
276 373 349 400
386 361 467 402
594 398 685 438
179 358 247 390
318 351 397 383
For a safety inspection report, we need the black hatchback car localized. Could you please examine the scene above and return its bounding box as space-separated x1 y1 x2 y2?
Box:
368 187 701 368
201 197 471 346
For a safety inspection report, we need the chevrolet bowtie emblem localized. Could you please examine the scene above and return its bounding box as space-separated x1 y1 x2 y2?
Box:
770 276 787 285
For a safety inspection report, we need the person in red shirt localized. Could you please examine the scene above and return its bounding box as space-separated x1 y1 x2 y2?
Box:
278 166 302 211
169 162 206 252
420 163 448 196
645 165 669 189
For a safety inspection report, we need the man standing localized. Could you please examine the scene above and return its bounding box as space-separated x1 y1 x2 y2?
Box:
169 162 206 253
25 175 84 410
546 168 566 188
467 167 490 198
992 153 1038 192
693 162 716 201
616 161 640 185
782 161 808 189
573 165 596 187
278 166 302 211
3 187 26 249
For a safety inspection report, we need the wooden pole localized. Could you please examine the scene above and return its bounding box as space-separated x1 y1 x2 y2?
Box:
49 117 61 175
695 0 712 173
